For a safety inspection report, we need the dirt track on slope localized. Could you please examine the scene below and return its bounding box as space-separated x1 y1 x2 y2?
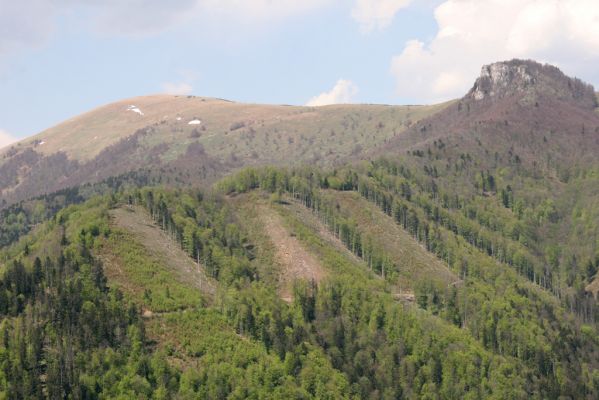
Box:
257 204 326 302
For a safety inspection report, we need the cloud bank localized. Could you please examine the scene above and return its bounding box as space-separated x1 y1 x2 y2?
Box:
391 0 599 103
306 79 358 106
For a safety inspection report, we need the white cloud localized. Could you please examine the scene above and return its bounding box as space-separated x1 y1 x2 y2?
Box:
351 0 412 32
391 0 599 103
162 82 194 95
306 79 358 106
0 129 17 149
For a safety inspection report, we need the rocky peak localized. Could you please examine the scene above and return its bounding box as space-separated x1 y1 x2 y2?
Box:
467 59 597 109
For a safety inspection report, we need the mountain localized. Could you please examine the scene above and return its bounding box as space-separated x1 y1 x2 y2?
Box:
378 59 599 170
0 95 449 208
1 59 599 399
3 60 598 211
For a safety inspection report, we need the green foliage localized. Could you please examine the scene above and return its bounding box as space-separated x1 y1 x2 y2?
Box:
101 228 204 312
219 163 599 398
1 154 599 398
0 213 179 398
131 187 258 287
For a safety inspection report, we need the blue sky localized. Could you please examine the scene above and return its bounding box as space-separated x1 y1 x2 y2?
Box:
1 0 599 145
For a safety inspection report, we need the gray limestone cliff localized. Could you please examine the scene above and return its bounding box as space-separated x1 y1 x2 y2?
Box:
466 59 597 109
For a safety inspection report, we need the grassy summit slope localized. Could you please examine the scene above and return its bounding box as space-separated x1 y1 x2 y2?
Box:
0 94 451 207
14 95 450 162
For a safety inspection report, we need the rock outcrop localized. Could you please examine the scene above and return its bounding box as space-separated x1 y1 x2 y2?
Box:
467 59 597 110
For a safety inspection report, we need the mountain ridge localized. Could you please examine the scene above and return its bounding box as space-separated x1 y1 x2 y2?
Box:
0 95 450 208
2 59 598 210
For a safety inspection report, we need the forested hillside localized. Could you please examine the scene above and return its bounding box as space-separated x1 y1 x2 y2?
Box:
0 59 598 399
0 158 598 398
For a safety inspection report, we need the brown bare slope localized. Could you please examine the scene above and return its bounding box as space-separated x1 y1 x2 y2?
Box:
258 204 327 301
230 194 328 301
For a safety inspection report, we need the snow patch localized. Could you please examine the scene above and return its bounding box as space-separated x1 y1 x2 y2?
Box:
39 141 46 145
126 105 144 116
188 119 201 125
176 116 182 121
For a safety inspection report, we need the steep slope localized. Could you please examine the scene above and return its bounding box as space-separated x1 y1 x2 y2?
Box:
229 193 372 300
245 202 328 301
318 190 458 288
104 206 215 303
228 190 459 302
0 191 354 398
0 95 449 208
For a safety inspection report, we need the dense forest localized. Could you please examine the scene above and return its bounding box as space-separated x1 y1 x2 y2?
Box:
0 139 598 398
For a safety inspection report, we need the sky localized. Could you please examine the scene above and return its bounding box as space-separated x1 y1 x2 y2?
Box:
1 0 599 147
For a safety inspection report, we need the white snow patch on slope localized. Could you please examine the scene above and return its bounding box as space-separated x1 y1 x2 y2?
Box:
127 105 144 116
188 119 201 125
